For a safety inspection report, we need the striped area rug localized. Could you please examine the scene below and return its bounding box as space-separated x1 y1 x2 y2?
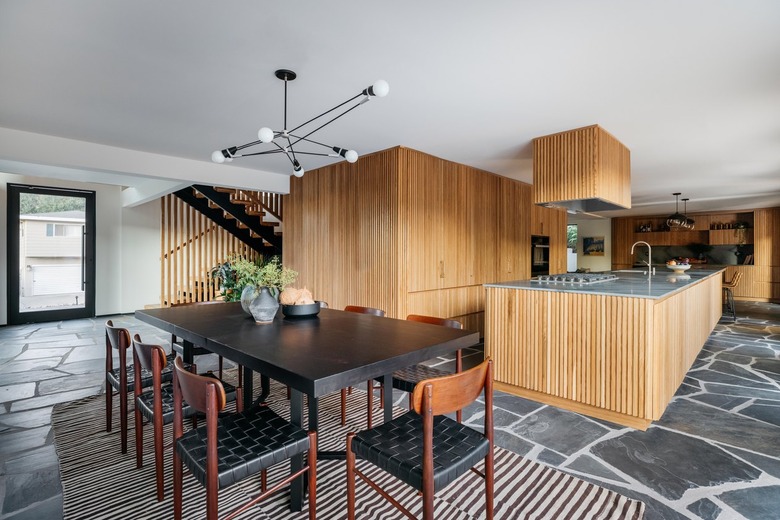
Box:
53 377 644 519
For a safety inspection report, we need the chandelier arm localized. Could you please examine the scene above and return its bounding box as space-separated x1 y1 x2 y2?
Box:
288 134 337 150
291 102 365 147
288 93 365 134
237 149 286 158
286 151 338 157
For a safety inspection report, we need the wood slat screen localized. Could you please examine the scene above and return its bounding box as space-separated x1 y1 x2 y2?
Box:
160 193 259 307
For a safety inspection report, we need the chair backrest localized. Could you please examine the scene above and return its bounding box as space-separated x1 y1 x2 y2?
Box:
173 357 226 415
411 358 491 416
132 334 167 374
406 314 462 330
345 305 386 317
105 320 131 351
729 271 743 288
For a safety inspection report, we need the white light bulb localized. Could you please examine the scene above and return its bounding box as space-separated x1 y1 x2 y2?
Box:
372 80 389 97
211 150 226 164
258 127 274 143
345 150 358 163
293 165 305 177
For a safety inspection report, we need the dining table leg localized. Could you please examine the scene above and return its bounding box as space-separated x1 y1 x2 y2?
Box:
381 373 393 424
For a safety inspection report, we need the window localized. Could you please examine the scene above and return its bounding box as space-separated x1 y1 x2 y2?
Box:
567 224 578 252
46 223 82 237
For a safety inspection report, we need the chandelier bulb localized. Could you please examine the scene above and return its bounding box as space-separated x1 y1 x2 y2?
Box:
258 127 274 143
365 79 390 98
211 150 226 164
293 161 305 177
345 149 358 163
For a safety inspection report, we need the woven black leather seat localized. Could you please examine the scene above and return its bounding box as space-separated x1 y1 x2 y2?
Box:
351 412 489 491
391 314 467 423
133 336 240 502
106 320 175 454
172 357 317 520
347 358 494 520
177 404 310 489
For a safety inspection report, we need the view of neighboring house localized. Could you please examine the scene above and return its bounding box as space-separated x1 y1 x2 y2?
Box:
18 210 85 311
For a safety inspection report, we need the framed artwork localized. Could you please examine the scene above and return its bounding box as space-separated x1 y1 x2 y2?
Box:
583 236 605 256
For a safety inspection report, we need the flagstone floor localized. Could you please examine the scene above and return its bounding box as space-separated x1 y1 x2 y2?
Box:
1 302 778 520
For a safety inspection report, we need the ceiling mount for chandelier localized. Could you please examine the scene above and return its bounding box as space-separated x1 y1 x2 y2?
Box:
666 192 695 230
211 69 389 177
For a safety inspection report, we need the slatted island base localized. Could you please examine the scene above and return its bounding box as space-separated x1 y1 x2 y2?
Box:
484 269 724 430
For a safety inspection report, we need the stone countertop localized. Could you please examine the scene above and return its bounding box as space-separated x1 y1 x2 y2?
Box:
484 268 725 300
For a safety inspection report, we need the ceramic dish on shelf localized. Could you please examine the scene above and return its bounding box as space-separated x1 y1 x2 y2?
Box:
281 301 321 318
666 264 691 274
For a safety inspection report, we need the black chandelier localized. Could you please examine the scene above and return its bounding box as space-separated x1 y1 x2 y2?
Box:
212 69 389 177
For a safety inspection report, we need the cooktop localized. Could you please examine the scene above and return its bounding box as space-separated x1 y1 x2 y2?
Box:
531 273 619 284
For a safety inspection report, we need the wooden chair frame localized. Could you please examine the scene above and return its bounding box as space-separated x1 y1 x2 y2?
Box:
346 358 494 520
105 320 133 454
341 305 386 428
172 357 316 520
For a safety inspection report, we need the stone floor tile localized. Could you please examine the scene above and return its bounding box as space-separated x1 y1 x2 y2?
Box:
718 485 780 519
26 338 96 349
0 370 67 387
0 427 51 457
702 382 780 401
536 448 566 466
0 407 54 430
2 494 63 520
10 387 101 412
14 348 72 361
56 359 104 376
563 454 628 484
738 403 780 427
0 383 36 402
1 467 61 515
493 429 534 457
0 359 61 375
686 497 721 519
61 344 103 363
512 406 608 456
590 427 760 500
22 334 80 344
689 393 750 410
492 392 545 416
38 373 104 395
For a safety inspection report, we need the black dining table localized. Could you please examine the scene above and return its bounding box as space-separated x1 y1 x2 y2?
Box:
135 302 479 511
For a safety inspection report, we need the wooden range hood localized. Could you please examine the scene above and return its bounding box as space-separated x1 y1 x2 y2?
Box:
533 124 631 213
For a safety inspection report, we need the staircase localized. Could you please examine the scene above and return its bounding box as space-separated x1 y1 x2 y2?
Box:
173 185 283 255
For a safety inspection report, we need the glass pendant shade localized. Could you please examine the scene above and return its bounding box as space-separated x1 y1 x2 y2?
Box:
666 193 686 230
682 198 695 230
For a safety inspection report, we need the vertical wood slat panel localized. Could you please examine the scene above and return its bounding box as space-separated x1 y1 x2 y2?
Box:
159 192 261 307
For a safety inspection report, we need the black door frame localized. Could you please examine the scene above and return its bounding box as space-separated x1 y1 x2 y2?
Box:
7 183 96 324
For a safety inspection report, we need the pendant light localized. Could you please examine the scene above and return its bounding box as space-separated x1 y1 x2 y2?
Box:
681 197 695 230
666 193 687 230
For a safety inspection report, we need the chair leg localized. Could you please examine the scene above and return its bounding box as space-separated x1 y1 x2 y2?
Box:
218 355 223 379
346 433 357 520
408 393 413 411
485 449 495 520
367 383 373 430
307 431 317 520
379 381 384 410
341 388 347 426
120 386 128 454
106 385 112 432
154 413 164 501
173 442 183 520
261 469 267 492
134 400 143 468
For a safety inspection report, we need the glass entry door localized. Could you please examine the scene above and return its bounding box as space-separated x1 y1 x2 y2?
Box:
7 184 96 324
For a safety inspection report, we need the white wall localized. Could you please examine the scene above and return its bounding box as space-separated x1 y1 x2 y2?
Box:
569 217 613 273
1 172 161 324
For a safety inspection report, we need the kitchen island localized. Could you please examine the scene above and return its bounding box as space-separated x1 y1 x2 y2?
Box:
484 269 724 429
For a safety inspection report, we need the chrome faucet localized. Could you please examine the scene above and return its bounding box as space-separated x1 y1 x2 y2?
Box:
630 241 655 278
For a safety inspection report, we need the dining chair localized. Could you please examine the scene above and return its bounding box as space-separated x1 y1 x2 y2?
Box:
342 305 386 428
722 271 743 320
393 314 465 423
346 358 494 520
172 357 317 520
105 320 175 454
132 335 241 501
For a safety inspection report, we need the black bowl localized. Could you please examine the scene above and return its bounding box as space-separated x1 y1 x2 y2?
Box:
281 302 321 318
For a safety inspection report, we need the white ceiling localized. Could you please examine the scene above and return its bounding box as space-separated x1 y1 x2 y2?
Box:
1 1 779 216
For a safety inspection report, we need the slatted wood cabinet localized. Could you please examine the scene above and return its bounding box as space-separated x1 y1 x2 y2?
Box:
284 146 568 333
